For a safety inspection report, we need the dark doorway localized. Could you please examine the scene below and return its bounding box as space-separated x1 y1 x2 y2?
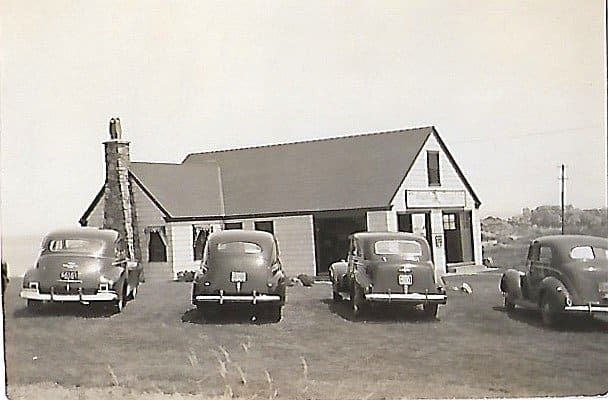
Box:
398 212 433 259
314 212 367 275
148 231 167 262
443 212 463 263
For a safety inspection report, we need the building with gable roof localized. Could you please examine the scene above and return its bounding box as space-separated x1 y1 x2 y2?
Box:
81 122 482 279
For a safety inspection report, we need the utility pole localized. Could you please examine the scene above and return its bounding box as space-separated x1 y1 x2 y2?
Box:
560 164 565 235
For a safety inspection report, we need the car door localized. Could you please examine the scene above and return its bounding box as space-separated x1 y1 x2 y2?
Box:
528 244 552 302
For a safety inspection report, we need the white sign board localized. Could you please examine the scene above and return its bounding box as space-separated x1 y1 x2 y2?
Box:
406 190 466 208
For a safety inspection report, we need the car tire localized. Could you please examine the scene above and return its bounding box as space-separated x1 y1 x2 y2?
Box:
332 285 341 302
350 285 365 319
26 299 42 312
113 284 128 314
540 295 560 328
129 284 138 300
422 303 438 319
504 296 515 311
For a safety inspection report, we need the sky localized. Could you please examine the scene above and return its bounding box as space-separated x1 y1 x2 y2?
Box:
0 0 606 237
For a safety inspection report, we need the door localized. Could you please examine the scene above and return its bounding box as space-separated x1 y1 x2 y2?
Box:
443 212 463 263
528 244 552 302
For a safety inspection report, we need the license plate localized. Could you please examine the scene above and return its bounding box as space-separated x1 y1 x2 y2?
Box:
398 274 413 286
231 271 247 283
599 282 608 293
60 270 79 281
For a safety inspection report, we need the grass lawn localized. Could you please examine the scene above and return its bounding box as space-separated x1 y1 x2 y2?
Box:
3 272 608 399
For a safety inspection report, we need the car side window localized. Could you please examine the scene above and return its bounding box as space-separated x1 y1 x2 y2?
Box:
538 246 552 265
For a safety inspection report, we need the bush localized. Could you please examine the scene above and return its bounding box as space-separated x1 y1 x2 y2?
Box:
176 270 196 282
297 274 315 287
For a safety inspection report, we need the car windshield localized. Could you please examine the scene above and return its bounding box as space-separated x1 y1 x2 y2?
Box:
374 240 422 261
47 239 104 253
570 246 608 260
216 241 263 254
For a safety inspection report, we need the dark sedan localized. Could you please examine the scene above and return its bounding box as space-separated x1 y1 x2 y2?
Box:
500 235 608 327
20 228 142 313
191 230 287 322
330 232 447 318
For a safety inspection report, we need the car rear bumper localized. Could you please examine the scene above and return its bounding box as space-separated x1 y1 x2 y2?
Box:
195 290 281 304
564 304 608 313
20 288 118 302
365 292 447 304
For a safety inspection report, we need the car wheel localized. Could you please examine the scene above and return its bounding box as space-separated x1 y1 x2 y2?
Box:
540 295 560 328
113 285 128 313
129 284 138 300
26 299 42 312
332 285 341 302
351 285 365 318
504 296 515 311
422 303 438 319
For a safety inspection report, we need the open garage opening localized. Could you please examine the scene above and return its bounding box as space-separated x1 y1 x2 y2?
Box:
313 211 367 275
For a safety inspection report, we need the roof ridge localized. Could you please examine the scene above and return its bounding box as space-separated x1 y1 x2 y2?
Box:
183 126 433 160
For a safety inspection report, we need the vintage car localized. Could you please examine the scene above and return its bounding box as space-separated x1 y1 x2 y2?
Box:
20 227 142 313
500 235 608 327
191 230 287 321
329 232 447 318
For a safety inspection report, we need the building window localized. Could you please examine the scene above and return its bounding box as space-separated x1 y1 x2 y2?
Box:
443 214 457 231
427 151 440 186
224 222 243 230
255 220 274 235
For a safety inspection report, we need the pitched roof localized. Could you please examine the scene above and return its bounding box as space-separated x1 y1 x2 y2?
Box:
182 127 433 216
129 161 224 218
80 126 481 223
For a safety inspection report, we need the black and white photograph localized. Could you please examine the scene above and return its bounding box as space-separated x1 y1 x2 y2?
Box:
1 1 606 399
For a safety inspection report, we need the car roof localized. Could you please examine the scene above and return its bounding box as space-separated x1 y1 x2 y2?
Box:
208 229 275 246
43 227 119 243
533 235 608 249
350 231 427 243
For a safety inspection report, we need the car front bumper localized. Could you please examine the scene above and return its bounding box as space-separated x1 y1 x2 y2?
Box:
20 288 118 303
195 290 282 304
564 304 608 313
365 292 447 304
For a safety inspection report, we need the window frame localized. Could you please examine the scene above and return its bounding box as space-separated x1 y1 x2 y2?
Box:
427 150 441 186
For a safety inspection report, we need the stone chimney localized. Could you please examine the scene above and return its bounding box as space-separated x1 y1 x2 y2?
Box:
103 118 141 261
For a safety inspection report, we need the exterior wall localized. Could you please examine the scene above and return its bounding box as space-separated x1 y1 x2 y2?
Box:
366 211 393 231
131 180 169 264
390 133 482 273
86 196 105 228
272 215 315 277
221 215 316 277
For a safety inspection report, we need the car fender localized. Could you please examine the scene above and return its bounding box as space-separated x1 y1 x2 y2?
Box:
500 269 525 299
352 269 372 292
22 268 39 287
329 261 348 285
538 276 570 309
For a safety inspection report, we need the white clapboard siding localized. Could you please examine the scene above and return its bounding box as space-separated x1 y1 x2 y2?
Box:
166 222 198 276
86 195 105 227
391 133 477 212
273 215 316 277
131 181 169 263
366 211 393 231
